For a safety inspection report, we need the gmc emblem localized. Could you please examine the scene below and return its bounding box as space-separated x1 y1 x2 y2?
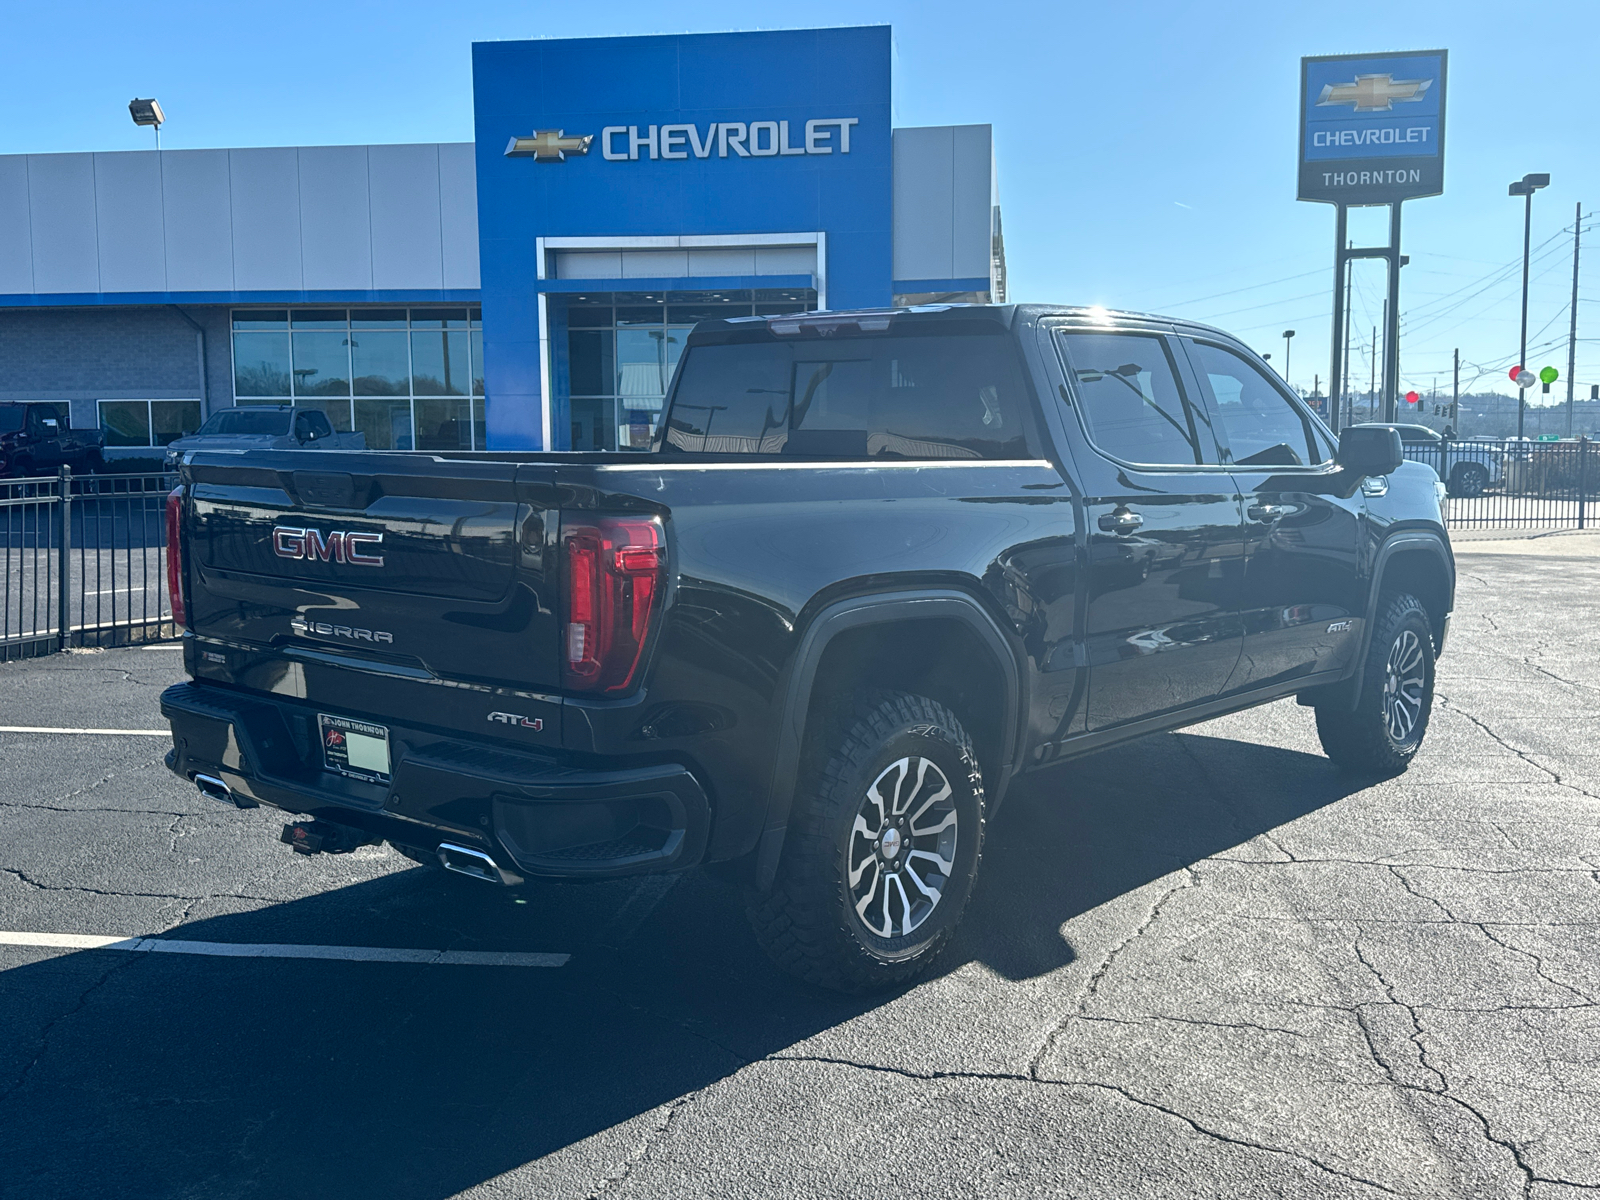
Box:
272 526 384 567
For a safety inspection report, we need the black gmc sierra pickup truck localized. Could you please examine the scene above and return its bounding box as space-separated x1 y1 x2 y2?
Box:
160 304 1453 991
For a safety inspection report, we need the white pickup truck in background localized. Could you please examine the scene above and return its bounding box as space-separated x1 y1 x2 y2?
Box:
1381 423 1503 497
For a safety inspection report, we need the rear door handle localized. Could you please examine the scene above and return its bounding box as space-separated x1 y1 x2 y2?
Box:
1098 509 1144 535
1247 503 1291 523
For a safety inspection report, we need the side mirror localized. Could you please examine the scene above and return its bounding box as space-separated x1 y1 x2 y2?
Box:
1337 425 1403 478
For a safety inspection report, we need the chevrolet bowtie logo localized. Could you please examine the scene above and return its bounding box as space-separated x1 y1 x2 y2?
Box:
1316 73 1433 112
504 130 593 161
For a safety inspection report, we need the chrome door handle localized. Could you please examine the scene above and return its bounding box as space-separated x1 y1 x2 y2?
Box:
1098 509 1144 535
1247 503 1290 523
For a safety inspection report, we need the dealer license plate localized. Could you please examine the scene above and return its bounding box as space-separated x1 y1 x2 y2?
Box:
318 714 392 784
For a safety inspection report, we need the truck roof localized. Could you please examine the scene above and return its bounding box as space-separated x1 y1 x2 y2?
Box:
684 302 1252 348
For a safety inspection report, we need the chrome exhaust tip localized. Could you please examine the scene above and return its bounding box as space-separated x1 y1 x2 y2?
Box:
437 842 521 886
193 773 234 805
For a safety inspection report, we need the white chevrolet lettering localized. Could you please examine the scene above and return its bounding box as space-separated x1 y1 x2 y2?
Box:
628 124 658 160
542 117 859 162
719 122 749 157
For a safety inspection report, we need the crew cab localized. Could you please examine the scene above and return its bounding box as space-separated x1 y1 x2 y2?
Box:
159 305 1454 991
0 403 104 477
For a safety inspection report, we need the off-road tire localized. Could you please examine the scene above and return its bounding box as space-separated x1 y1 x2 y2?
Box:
746 691 985 993
1448 462 1488 498
1316 592 1435 775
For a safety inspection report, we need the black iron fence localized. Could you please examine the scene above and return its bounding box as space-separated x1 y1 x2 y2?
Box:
1408 436 1593 531
1 468 177 662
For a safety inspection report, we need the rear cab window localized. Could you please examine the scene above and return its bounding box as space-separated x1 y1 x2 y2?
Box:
662 322 1035 459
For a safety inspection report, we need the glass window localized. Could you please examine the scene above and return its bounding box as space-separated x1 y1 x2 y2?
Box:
472 397 486 448
412 328 470 396
294 409 335 440
1186 341 1328 467
98 401 151 447
354 398 412 451
616 306 664 327
568 330 613 397
616 328 665 400
199 409 291 436
232 311 287 330
571 396 615 452
415 398 474 451
151 400 202 446
352 327 410 396
471 330 485 397
567 306 612 329
0 407 26 434
293 397 353 433
1056 331 1218 467
291 313 351 397
664 330 1030 459
233 331 291 397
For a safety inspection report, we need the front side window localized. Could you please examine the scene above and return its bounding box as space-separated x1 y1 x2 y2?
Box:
1055 331 1218 466
663 329 1031 458
1186 341 1328 467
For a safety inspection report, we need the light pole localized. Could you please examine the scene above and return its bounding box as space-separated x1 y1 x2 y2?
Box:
129 98 165 149
1282 330 1295 390
1508 172 1550 439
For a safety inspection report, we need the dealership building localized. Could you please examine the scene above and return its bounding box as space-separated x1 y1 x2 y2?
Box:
0 26 1004 455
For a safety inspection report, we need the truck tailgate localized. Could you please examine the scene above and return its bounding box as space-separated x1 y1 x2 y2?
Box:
184 452 561 694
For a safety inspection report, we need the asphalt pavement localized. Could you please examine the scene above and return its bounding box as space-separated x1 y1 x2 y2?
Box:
1 538 1596 1199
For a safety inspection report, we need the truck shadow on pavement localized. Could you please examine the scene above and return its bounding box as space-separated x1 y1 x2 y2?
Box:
0 730 1363 1199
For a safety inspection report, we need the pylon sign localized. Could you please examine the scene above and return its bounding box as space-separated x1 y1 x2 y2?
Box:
1299 50 1447 205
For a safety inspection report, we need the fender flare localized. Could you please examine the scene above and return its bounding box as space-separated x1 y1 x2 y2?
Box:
1310 529 1454 712
751 589 1024 891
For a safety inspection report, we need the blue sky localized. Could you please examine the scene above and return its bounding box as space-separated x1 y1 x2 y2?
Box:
4 0 1596 401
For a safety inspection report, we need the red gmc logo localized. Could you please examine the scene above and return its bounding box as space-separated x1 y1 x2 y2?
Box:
272 526 384 567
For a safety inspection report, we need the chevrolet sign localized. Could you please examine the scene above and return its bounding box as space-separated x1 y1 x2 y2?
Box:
1299 51 1446 205
504 118 859 162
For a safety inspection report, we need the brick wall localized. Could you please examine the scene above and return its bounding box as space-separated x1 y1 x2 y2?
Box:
0 305 230 431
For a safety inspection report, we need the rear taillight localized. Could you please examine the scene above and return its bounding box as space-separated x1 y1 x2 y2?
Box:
165 486 187 629
562 516 665 694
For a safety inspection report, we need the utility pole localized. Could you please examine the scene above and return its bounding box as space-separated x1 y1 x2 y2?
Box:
1568 201 1582 438
1452 348 1459 431
1370 325 1377 422
1341 243 1353 431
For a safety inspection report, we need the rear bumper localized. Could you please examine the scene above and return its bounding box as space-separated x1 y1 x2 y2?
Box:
160 682 710 880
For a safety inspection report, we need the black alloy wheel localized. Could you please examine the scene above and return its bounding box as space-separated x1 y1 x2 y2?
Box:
1315 591 1436 775
1449 462 1488 498
746 690 985 992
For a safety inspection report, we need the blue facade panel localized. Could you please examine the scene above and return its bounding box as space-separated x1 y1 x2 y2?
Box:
471 26 893 449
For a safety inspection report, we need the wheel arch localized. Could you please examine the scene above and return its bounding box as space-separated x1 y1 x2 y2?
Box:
751 589 1024 892
1308 530 1454 713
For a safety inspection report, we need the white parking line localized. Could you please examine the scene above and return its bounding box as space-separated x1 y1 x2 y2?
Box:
0 930 568 967
0 726 170 736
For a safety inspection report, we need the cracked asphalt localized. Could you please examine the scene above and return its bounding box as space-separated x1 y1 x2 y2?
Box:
1 537 1597 1199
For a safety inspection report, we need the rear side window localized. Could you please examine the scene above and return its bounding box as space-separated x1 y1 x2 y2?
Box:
1186 341 1329 467
1055 331 1220 466
663 331 1031 459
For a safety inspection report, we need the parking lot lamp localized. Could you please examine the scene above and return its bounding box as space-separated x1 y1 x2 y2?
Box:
1509 173 1551 439
128 98 164 149
1282 330 1295 388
